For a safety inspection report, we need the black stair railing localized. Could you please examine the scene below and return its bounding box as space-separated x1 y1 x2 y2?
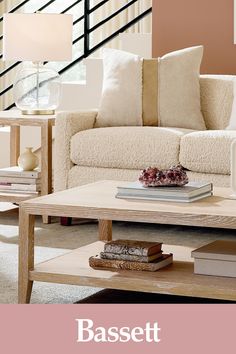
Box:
0 0 152 110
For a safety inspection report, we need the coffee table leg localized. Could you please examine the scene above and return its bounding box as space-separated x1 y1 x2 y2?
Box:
18 207 35 304
99 220 112 241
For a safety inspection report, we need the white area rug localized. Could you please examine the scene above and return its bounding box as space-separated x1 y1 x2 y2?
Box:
1 210 236 304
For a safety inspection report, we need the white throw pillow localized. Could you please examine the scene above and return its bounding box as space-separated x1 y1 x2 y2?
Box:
158 46 206 130
96 48 143 127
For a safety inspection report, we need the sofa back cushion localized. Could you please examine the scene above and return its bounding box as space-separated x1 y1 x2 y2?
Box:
200 75 234 130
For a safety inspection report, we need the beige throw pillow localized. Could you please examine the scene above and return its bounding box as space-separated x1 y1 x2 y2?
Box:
96 48 143 127
158 46 206 130
96 46 206 130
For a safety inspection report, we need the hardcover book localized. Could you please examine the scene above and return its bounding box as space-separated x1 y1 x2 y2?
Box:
0 189 39 195
192 240 236 277
117 181 212 196
100 251 163 263
0 183 40 192
116 191 212 203
193 258 236 278
104 239 163 256
116 181 213 203
0 166 41 178
191 240 236 261
89 253 173 272
0 176 40 184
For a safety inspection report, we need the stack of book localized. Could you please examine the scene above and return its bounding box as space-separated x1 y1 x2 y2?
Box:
191 240 236 278
89 239 173 271
0 166 41 196
116 181 213 203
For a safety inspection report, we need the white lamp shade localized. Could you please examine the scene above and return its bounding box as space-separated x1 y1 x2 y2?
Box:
3 13 73 62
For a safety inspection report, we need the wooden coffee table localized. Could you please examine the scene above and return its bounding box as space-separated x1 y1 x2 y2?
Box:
19 181 236 304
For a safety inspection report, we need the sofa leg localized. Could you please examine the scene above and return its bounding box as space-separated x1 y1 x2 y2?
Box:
60 217 72 226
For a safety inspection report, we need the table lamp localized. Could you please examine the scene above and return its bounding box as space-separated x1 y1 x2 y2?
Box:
3 13 73 115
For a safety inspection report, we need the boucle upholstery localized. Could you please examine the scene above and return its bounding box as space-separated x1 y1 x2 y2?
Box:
54 75 235 193
95 48 142 127
70 126 192 170
68 166 140 188
54 110 97 192
186 171 230 187
200 75 234 129
67 166 230 189
159 46 206 130
180 130 236 174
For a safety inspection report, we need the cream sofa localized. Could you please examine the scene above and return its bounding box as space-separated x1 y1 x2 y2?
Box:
54 75 236 193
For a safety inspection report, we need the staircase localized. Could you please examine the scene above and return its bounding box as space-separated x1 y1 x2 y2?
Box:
0 0 152 167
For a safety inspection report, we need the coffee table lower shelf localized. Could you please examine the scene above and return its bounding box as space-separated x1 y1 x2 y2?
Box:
28 242 236 302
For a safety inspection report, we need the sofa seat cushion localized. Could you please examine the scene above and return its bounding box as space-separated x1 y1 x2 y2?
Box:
180 130 236 175
70 127 193 170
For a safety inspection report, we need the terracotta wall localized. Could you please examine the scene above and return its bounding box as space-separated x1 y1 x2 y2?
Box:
152 0 236 74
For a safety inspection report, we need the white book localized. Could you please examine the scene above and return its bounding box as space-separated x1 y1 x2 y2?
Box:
191 240 236 261
193 258 236 278
0 183 40 191
0 176 40 184
192 240 236 277
117 181 212 198
0 166 41 178
116 191 212 203
0 189 39 195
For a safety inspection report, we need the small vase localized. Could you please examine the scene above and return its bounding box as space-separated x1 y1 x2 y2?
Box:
18 147 39 171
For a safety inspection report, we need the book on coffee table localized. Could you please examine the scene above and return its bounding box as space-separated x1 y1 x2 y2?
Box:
100 251 163 263
89 253 173 272
116 181 213 202
192 240 236 277
104 239 162 256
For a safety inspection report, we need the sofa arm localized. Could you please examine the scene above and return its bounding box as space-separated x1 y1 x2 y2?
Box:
54 110 97 192
200 75 234 130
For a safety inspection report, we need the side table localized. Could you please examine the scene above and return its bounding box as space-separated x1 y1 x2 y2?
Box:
0 110 55 223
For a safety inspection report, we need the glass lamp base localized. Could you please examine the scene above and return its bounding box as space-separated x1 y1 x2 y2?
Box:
21 109 55 115
14 62 61 115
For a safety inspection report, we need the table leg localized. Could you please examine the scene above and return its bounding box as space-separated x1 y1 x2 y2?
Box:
99 220 112 241
18 208 35 304
41 122 52 224
10 126 20 166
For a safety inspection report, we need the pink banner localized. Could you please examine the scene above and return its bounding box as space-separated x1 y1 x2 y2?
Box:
0 304 235 354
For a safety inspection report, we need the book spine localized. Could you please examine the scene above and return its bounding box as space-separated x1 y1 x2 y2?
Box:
100 251 163 263
89 254 173 271
116 192 212 203
0 189 39 195
11 183 40 191
104 244 161 256
0 170 40 178
0 176 40 184
0 183 40 191
89 257 140 270
194 258 236 278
